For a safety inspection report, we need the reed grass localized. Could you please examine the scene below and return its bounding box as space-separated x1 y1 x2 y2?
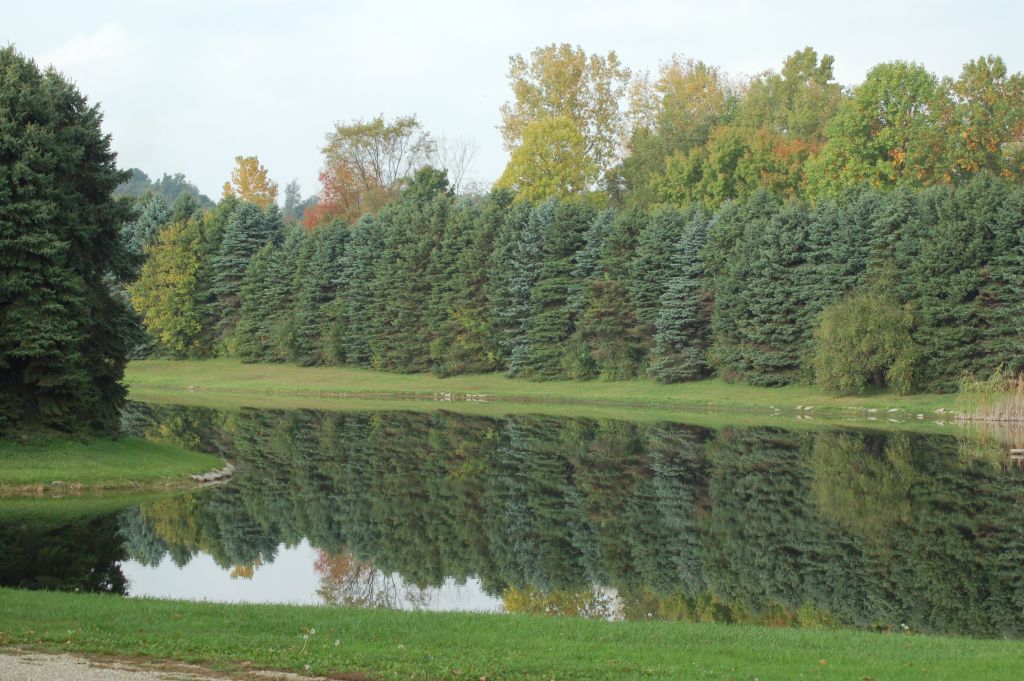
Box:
958 366 1024 423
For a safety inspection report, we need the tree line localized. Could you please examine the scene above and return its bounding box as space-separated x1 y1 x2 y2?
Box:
125 46 1024 393
4 44 1024 437
130 169 1024 392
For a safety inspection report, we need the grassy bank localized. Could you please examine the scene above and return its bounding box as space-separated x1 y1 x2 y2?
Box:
0 437 221 494
128 359 961 418
1 589 1020 681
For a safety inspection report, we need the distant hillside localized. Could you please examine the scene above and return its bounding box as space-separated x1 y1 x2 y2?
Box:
116 168 215 209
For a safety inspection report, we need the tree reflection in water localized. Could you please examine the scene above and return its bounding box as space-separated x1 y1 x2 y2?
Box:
314 550 429 610
107 402 1024 638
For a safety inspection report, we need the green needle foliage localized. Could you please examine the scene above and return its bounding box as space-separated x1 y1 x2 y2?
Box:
0 47 130 434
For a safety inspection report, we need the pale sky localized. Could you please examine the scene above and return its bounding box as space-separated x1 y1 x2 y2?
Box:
4 0 1023 201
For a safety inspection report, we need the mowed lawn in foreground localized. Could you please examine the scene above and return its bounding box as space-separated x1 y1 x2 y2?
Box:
127 359 962 416
0 588 1019 681
0 437 221 491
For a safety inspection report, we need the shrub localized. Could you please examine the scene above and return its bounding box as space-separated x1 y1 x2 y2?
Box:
812 290 917 394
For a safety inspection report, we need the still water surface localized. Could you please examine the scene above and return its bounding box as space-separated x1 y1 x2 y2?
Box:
4 402 1023 637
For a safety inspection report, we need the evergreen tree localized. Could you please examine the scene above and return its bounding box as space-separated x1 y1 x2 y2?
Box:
486 202 547 375
119 194 172 279
212 202 284 350
707 192 814 385
235 242 286 362
521 200 596 379
0 47 130 433
323 215 383 366
628 208 686 337
370 168 452 371
650 208 712 382
286 221 348 365
425 200 475 374
897 175 1024 389
431 191 512 375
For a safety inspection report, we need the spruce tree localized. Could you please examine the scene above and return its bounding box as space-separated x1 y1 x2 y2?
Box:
120 194 172 280
0 47 130 434
370 168 452 371
898 175 1024 389
650 208 712 382
323 215 383 367
521 200 596 379
287 221 347 366
212 202 284 350
235 243 283 362
486 202 547 375
628 208 686 337
707 191 814 385
432 191 512 375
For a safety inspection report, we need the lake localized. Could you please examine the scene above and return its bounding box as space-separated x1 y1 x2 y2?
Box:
3 401 1023 638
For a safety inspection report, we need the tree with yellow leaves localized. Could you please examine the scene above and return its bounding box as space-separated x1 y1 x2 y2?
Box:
500 43 630 182
222 155 278 208
495 116 599 202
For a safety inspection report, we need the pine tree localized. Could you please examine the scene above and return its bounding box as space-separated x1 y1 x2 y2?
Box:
236 243 283 362
432 191 512 375
370 168 452 371
650 208 712 382
323 215 383 366
571 208 650 379
287 221 348 366
627 208 686 339
521 200 596 379
120 194 172 279
707 191 814 385
486 202 547 375
0 47 130 433
898 175 1024 389
212 203 284 350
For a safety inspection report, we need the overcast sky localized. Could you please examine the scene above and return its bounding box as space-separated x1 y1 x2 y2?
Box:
5 0 1023 201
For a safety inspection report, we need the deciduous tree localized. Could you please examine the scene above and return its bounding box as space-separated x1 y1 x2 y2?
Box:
500 44 631 180
222 155 279 208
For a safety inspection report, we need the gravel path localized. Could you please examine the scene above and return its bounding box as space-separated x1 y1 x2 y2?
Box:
0 650 308 680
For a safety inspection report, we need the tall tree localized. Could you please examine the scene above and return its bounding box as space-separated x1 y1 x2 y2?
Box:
495 116 600 202
650 208 713 382
129 218 207 358
941 55 1024 181
286 221 348 365
619 57 736 206
282 180 302 222
369 168 452 371
222 155 279 208
706 191 816 385
212 203 284 349
500 44 631 181
521 201 596 379
487 202 549 375
312 115 435 225
0 47 130 434
805 62 945 197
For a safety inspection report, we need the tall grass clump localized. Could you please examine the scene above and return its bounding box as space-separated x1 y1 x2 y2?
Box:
958 366 1024 422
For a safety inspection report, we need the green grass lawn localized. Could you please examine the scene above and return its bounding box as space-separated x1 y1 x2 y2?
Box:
0 437 221 493
127 359 962 418
0 588 1019 681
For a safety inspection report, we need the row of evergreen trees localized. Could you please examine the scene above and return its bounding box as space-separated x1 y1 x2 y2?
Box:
130 168 1024 393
